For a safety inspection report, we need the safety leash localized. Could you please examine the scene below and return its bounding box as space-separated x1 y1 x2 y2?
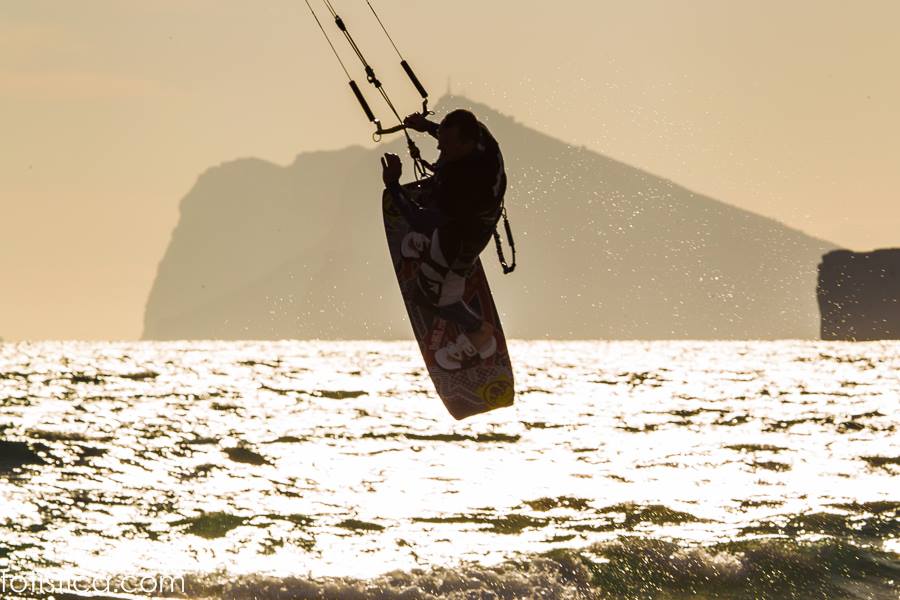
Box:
493 205 517 275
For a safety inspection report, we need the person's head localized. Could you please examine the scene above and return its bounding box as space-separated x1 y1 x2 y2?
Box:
437 109 480 162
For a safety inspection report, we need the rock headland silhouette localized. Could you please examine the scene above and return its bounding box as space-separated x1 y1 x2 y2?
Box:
818 249 900 340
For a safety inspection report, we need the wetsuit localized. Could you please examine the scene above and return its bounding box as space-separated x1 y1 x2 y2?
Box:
386 121 506 332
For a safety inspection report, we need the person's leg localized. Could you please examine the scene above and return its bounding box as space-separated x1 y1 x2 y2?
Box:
438 300 495 362
418 230 486 332
417 230 497 369
431 267 494 346
436 301 482 334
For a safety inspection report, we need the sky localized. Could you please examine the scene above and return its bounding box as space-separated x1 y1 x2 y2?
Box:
2 0 899 341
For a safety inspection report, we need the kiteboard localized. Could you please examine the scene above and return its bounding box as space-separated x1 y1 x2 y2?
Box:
382 180 515 420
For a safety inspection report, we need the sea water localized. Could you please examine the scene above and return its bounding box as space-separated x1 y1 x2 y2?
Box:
0 341 897 599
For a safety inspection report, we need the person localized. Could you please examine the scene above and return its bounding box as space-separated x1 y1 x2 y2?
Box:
381 109 507 370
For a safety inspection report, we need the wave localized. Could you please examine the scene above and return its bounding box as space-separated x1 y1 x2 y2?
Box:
167 538 900 600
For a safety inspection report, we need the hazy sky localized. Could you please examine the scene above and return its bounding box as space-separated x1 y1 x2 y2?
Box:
2 1 898 341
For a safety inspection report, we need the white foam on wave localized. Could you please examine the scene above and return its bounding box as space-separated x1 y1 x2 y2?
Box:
173 537 899 600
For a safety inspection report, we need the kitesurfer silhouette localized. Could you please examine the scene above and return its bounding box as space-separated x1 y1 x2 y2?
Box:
382 109 507 370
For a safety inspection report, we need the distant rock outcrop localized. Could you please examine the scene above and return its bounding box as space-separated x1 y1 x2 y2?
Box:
817 249 900 341
144 96 836 340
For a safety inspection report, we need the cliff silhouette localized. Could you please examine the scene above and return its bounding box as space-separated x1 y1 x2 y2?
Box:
818 249 900 340
143 96 836 340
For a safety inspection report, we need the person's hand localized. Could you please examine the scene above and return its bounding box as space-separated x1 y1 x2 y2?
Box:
381 153 402 186
403 113 433 133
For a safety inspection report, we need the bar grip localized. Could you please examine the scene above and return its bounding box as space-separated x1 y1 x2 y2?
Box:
378 123 407 135
349 80 376 123
401 60 428 99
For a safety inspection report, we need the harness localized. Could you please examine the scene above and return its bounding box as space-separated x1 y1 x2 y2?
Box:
304 0 516 274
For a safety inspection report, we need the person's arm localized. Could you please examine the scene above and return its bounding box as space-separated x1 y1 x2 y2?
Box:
386 181 446 231
382 153 446 231
404 114 439 139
